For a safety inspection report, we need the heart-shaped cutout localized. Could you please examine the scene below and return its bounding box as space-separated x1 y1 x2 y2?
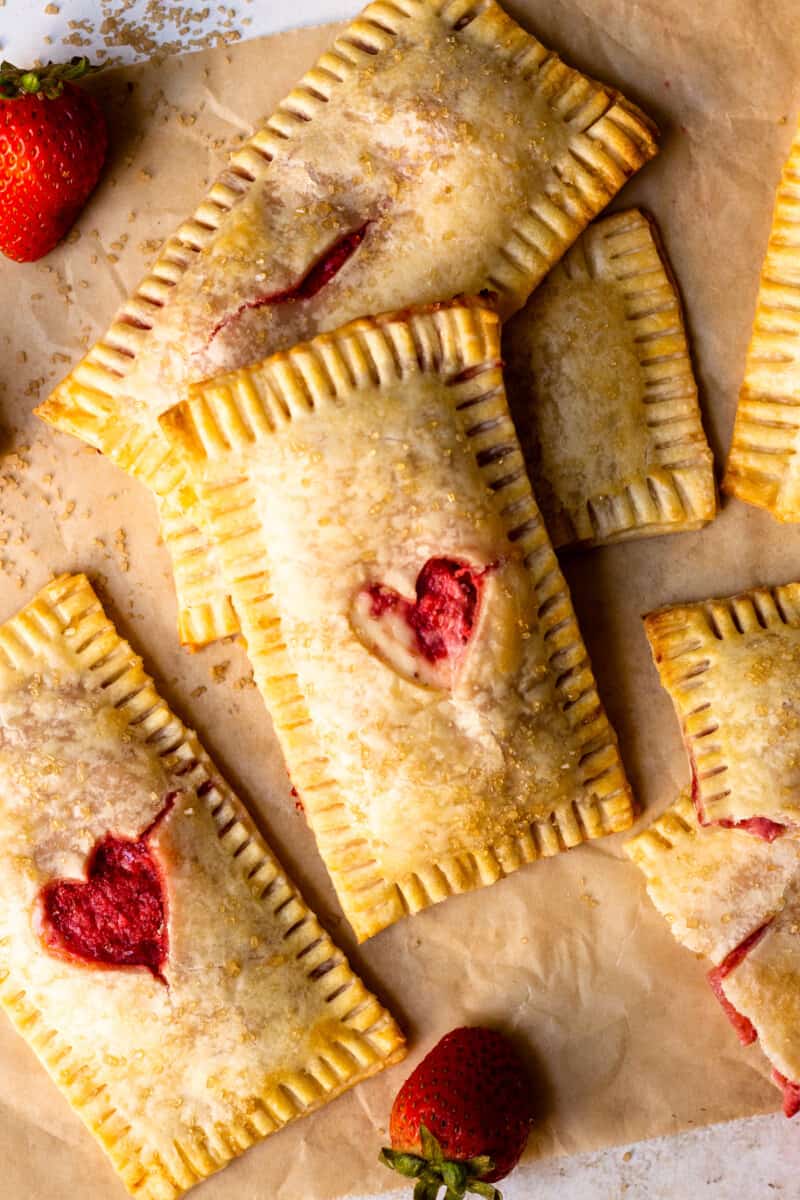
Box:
351 557 485 689
37 796 174 983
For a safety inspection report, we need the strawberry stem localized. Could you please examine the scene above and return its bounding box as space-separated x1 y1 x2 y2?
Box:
380 1128 501 1200
0 56 100 99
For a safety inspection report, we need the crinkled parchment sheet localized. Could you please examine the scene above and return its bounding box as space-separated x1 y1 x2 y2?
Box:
1 2 800 1196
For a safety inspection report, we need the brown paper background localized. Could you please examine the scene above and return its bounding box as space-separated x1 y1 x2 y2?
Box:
2 2 800 1196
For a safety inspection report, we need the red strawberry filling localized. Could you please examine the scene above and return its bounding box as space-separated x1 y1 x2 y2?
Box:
689 752 785 842
716 816 786 841
208 221 370 344
772 1070 800 1118
38 795 174 984
707 925 800 1118
367 558 482 664
707 924 770 1045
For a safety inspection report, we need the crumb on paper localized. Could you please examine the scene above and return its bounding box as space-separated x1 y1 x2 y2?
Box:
44 2 59 12
114 528 130 572
191 685 207 698
211 661 230 683
581 892 599 908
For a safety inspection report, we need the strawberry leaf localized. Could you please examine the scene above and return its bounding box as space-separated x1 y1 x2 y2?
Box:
465 1156 495 1179
0 56 100 100
469 1183 501 1200
440 1161 468 1196
379 1149 427 1179
413 1178 442 1200
419 1125 444 1163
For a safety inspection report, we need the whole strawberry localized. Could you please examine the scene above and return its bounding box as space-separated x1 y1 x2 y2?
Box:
0 57 107 262
380 1026 534 1200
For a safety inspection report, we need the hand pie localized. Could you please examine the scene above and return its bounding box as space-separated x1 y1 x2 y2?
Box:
0 574 404 1199
718 883 800 1116
504 208 716 548
159 299 634 941
625 792 800 965
724 115 800 520
627 798 800 1117
645 582 800 838
35 0 658 647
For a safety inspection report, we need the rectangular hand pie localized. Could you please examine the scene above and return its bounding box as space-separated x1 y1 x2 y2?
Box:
627 798 800 1118
0 574 405 1199
644 582 800 839
504 208 716 547
35 0 657 647
724 116 800 520
158 299 634 941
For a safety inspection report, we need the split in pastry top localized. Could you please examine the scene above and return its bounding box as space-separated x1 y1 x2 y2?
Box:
504 209 715 548
0 574 404 1200
160 300 633 941
37 0 657 464
644 583 800 836
724 113 800 521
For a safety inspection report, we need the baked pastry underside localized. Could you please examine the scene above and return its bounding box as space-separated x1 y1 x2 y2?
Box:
158 300 634 941
504 207 716 548
0 574 404 1200
35 0 657 647
627 795 800 1113
724 116 800 520
644 582 800 832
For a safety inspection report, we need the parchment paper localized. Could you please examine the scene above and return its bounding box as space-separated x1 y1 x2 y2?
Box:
2 2 800 1197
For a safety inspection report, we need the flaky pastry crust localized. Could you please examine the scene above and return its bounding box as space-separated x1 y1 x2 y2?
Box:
35 0 657 646
0 575 404 1199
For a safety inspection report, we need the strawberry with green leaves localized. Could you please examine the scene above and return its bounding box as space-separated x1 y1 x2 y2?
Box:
380 1026 534 1200
0 57 107 262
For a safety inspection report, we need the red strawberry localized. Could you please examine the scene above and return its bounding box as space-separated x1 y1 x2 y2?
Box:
0 57 108 262
380 1026 534 1200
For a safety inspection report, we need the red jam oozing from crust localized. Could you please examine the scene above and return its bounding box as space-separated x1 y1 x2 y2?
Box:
368 558 483 663
716 816 787 841
689 753 786 842
707 923 770 1046
39 795 174 983
772 1069 800 1118
208 222 371 344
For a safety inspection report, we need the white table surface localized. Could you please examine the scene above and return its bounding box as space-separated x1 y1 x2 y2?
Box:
2 1 800 1197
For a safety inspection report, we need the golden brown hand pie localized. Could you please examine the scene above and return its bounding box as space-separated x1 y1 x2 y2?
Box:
719 885 800 1115
645 582 800 838
626 793 800 966
504 209 715 548
0 574 404 1200
35 0 658 647
158 299 634 941
627 798 800 1119
724 115 800 520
